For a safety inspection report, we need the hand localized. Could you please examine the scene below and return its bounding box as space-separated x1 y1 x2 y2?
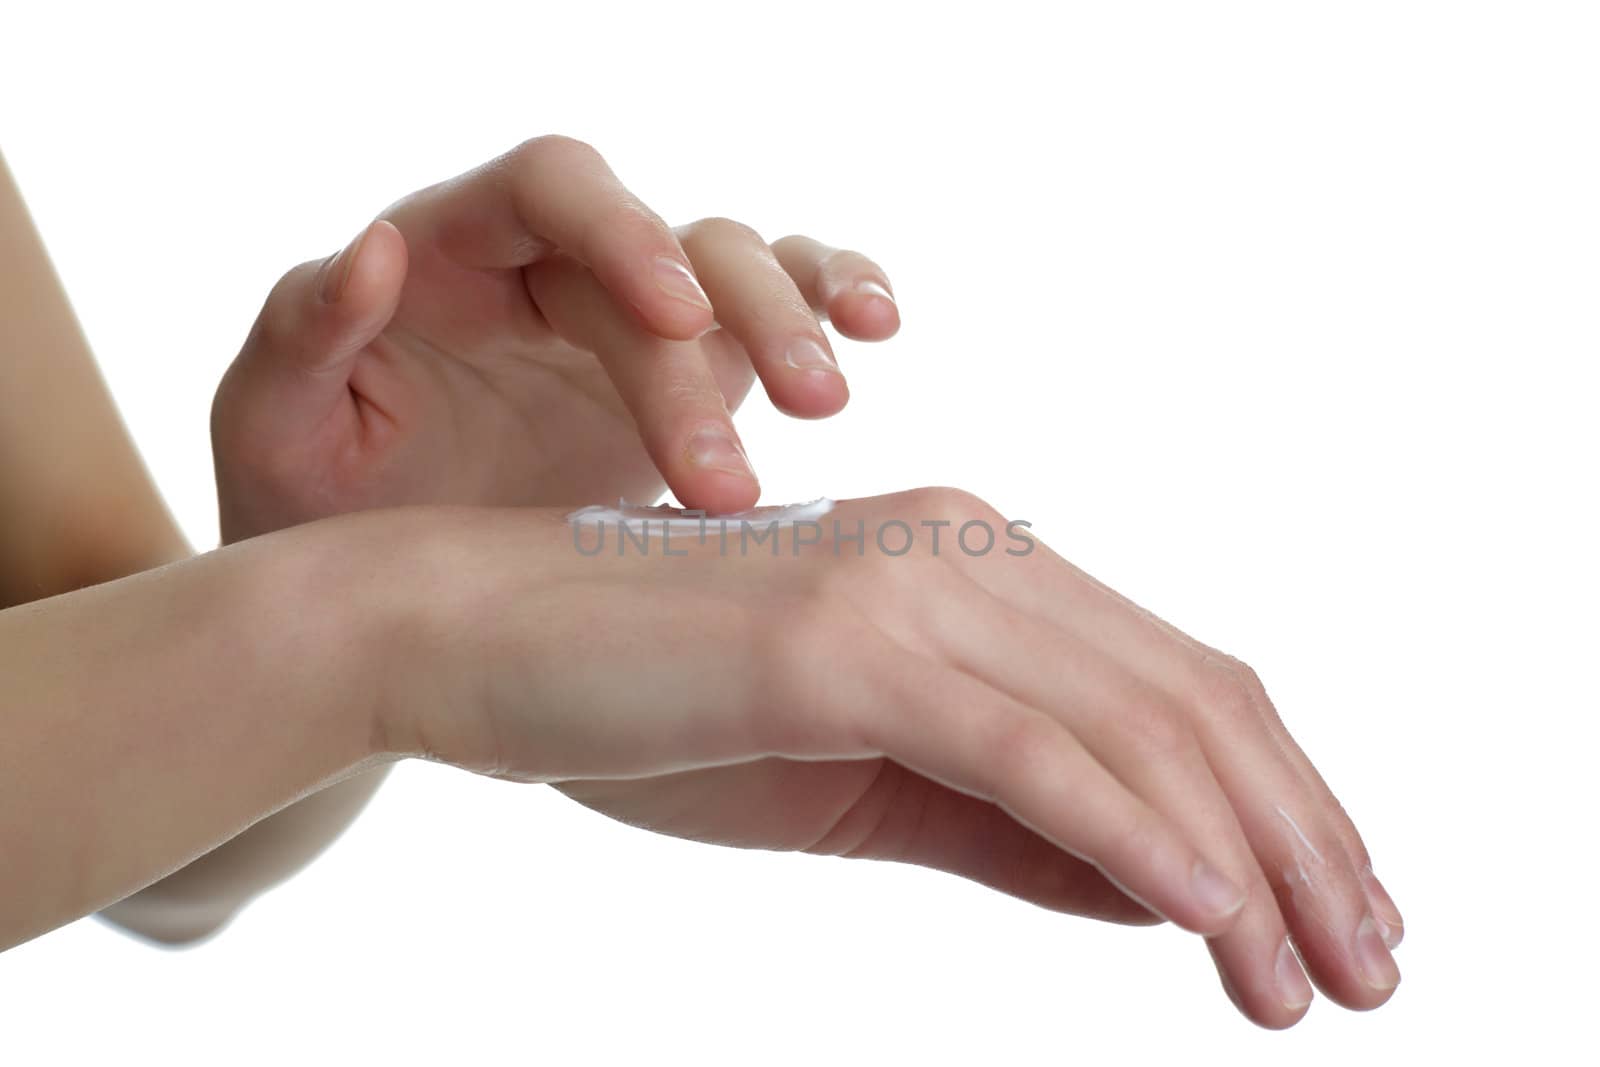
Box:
211 135 900 542
380 488 1404 1029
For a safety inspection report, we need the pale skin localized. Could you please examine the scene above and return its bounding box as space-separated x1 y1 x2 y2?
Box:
0 140 1404 1028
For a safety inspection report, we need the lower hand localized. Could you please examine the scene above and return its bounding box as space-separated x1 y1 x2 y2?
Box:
375 488 1404 1029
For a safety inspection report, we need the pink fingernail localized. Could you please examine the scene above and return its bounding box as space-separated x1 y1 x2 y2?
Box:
1353 916 1401 991
854 279 895 304
685 428 753 477
1275 939 1313 1011
784 337 837 372
653 256 712 312
1361 867 1405 949
320 222 373 304
1191 859 1246 921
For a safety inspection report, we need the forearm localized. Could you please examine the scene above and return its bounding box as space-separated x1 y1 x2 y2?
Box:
0 520 398 952
99 765 393 943
0 151 188 608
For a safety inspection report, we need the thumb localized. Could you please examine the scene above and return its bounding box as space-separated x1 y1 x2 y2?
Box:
258 218 408 377
211 220 408 541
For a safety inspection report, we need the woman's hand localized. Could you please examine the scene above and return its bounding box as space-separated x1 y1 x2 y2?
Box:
376 488 1403 1029
210 135 899 543
188 134 896 944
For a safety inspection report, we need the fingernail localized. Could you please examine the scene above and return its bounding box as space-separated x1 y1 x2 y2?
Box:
854 278 895 305
653 256 713 312
1370 912 1401 951
785 337 837 372
1191 859 1246 921
1361 867 1405 949
320 222 373 304
1353 916 1401 991
1274 939 1313 1011
685 428 753 477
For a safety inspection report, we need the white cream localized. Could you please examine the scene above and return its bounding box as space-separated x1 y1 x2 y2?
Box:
1275 805 1337 935
1275 805 1325 867
567 497 835 533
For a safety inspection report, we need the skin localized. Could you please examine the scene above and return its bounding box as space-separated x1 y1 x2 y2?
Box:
0 154 188 606
210 135 901 540
441 496 1406 1029
0 495 1405 1030
0 138 1405 1027
128 136 905 943
0 517 396 952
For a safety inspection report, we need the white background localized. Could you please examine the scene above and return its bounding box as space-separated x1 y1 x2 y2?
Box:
2 1 1596 1062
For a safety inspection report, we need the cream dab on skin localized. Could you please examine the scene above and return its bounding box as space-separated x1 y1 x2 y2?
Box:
567 498 836 533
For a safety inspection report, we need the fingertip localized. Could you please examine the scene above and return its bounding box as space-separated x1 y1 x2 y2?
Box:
1250 1003 1312 1031
772 368 850 421
322 224 405 367
830 281 900 341
1220 975 1305 1032
1215 941 1314 1031
671 426 761 515
1360 867 1406 949
298 220 406 374
367 218 408 260
341 220 408 314
673 470 762 516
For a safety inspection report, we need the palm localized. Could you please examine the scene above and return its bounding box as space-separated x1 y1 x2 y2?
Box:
326 244 756 513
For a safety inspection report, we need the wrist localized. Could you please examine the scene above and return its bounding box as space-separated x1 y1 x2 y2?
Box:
340 505 577 772
2 519 409 943
227 512 430 767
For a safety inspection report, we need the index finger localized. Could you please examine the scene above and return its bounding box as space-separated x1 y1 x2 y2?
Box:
391 135 715 340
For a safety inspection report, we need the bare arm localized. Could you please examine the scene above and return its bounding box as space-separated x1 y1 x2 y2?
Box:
1 488 1405 1026
0 151 387 943
0 153 187 606
0 519 396 952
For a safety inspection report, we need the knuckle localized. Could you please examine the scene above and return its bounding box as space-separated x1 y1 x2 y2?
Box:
898 486 1001 527
1198 642 1243 674
1207 646 1266 695
660 372 719 410
1235 659 1268 700
510 133 599 168
1121 700 1195 760
585 200 667 258
982 711 1053 797
1111 805 1165 867
815 246 863 274
686 215 764 245
1188 654 1262 724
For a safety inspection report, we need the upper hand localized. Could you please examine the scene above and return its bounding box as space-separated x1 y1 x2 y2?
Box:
211 135 900 541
